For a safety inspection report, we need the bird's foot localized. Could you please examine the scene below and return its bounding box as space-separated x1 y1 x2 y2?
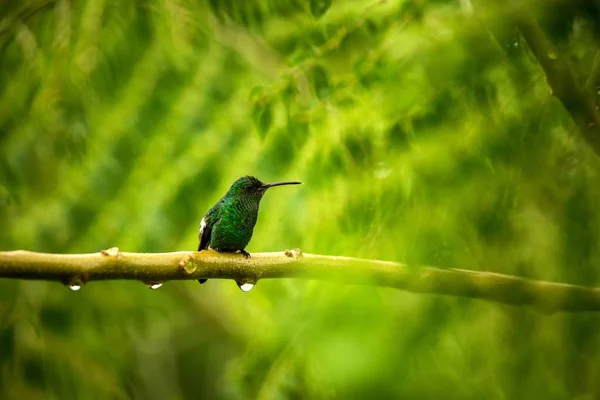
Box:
239 249 251 258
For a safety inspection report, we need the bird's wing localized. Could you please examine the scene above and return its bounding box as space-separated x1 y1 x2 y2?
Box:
198 206 219 251
198 219 212 251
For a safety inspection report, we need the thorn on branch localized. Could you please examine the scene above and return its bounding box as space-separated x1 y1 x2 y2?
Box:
284 248 303 258
101 247 122 258
179 254 197 275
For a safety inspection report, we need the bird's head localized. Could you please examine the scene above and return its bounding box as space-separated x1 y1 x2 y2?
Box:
226 176 301 199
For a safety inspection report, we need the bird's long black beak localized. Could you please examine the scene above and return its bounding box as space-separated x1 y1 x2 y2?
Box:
262 181 302 189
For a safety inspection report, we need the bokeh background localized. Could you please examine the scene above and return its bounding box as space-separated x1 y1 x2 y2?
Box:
2 0 600 398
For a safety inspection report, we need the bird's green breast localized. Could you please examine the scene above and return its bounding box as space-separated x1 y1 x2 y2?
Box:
210 198 259 251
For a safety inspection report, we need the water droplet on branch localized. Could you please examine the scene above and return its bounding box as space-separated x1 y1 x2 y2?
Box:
239 283 254 292
236 278 257 292
64 277 84 291
145 282 164 290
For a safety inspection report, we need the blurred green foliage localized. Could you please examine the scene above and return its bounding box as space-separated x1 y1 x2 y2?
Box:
1 0 600 398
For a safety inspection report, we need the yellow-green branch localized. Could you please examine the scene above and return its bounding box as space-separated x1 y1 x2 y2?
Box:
1 249 600 313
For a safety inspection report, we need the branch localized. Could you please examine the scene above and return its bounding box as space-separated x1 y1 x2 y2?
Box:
1 249 600 314
585 50 600 93
515 14 600 156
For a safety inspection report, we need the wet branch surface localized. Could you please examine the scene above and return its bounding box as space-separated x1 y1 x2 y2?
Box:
1 249 600 313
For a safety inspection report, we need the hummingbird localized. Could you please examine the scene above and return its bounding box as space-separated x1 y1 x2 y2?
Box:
197 175 301 283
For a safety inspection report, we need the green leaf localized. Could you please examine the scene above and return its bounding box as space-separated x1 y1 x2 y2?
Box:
288 113 310 147
249 86 265 103
312 65 330 99
310 0 332 19
253 101 273 139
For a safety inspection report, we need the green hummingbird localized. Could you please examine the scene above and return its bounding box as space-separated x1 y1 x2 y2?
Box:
197 175 301 283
